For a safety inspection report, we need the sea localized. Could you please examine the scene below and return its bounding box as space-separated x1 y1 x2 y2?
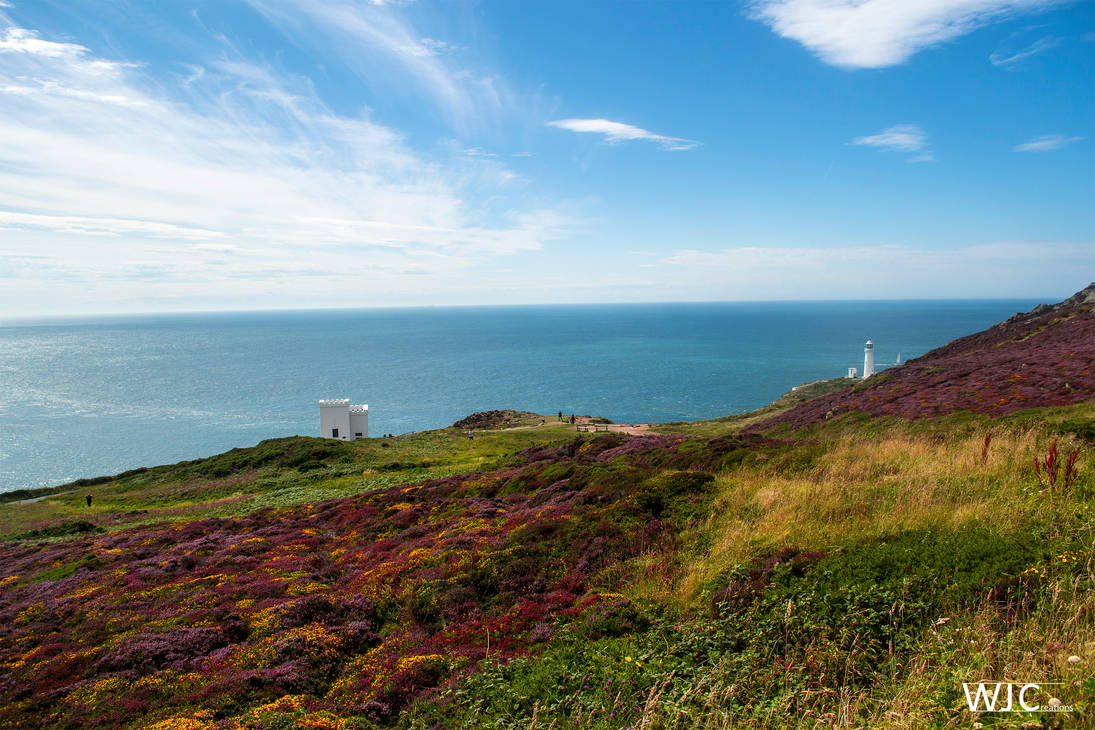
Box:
0 299 1041 492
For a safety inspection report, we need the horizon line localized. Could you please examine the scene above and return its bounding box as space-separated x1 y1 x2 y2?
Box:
0 294 1062 325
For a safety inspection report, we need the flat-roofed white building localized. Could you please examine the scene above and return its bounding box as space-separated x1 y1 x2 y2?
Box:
319 398 369 440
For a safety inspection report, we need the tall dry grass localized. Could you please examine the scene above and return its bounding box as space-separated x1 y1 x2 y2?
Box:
673 426 1091 606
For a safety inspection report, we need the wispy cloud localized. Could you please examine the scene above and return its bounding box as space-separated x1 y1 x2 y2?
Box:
660 241 1094 298
749 0 1065 69
0 23 569 314
0 27 89 57
1013 134 1085 151
850 124 935 162
241 0 505 130
547 118 699 151
990 35 1060 67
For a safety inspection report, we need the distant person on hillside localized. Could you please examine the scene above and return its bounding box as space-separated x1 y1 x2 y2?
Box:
569 415 575 424
467 429 474 440
86 495 92 507
558 410 562 420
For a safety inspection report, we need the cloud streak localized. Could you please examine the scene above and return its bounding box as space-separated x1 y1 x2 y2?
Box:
990 35 1060 67
1013 134 1084 151
547 118 699 150
241 0 506 131
750 0 1065 69
850 124 935 162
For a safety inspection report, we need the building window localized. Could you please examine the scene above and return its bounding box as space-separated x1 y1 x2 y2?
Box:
331 428 339 437
355 432 362 437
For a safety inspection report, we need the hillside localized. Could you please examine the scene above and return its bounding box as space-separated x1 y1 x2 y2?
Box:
758 284 1095 432
0 294 1093 729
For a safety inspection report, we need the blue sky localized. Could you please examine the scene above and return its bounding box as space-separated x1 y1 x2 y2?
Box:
0 0 1091 315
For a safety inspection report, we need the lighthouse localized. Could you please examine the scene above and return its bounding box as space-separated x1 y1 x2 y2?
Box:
863 340 875 378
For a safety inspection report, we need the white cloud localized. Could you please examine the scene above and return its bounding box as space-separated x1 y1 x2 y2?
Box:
851 124 928 152
850 124 935 161
0 22 570 314
0 27 85 58
241 0 505 130
750 0 1064 69
659 241 1094 298
0 211 223 240
547 118 699 150
990 35 1059 66
1013 133 1085 151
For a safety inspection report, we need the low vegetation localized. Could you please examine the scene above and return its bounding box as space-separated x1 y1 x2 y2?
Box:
0 292 1093 728
761 287 1095 430
0 403 1091 728
0 424 580 537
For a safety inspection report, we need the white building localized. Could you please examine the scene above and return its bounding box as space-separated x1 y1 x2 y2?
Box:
863 340 875 378
319 398 369 440
847 367 858 378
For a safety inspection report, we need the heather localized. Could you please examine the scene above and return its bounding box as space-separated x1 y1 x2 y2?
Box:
0 432 779 728
757 286 1095 431
2 414 1092 728
0 424 583 535
1 291 1094 728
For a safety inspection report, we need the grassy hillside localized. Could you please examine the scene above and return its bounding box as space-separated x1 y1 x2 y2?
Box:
0 423 580 537
759 284 1095 431
1 293 1094 729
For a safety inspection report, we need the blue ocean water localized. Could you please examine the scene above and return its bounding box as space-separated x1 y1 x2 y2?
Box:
0 300 1040 491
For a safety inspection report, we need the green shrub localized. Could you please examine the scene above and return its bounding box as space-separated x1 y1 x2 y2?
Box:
633 471 714 520
715 528 1039 690
1057 417 1095 441
10 520 105 541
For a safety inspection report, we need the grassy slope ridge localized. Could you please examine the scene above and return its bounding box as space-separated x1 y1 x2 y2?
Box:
0 293 1093 729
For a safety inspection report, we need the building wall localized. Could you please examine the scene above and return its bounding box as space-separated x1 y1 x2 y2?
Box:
349 411 369 439
319 400 351 440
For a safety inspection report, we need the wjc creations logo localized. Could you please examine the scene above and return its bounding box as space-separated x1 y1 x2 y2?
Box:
962 682 1073 713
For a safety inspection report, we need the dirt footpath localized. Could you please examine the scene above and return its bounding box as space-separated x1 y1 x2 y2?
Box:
490 416 659 436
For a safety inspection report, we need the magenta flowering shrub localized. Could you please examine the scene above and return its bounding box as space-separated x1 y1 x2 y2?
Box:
0 429 769 728
95 626 241 672
761 293 1095 431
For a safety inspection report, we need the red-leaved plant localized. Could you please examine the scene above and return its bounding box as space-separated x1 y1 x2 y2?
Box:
1034 438 1081 490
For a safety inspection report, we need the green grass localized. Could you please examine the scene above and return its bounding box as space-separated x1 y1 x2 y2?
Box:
655 377 855 438
400 412 1095 729
3 389 1093 728
0 421 579 537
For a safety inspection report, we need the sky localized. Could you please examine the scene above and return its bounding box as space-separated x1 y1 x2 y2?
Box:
0 0 1092 316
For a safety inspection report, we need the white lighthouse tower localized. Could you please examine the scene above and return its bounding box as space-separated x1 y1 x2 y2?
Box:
863 340 875 378
319 398 369 440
